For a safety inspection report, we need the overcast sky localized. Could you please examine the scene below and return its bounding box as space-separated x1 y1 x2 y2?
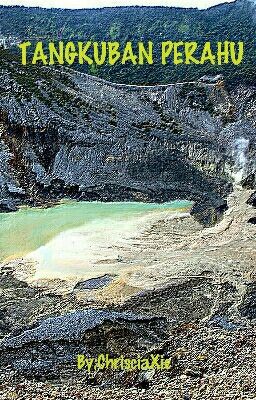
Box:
0 0 235 10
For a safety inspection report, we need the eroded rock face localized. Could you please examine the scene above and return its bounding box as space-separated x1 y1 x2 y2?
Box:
247 191 256 207
239 283 256 320
0 56 255 224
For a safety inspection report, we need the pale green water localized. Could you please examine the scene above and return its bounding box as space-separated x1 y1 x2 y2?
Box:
0 200 191 262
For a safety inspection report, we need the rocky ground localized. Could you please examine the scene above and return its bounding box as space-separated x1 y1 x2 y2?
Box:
0 187 255 399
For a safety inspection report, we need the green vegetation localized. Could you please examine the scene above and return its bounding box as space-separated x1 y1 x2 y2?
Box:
0 1 255 85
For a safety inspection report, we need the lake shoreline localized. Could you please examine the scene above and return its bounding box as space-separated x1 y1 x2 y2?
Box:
0 188 255 398
0 200 191 261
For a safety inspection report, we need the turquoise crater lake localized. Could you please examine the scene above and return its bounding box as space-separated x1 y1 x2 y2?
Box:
0 200 192 279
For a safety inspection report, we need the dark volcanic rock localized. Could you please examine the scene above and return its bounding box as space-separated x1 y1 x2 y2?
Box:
239 283 256 320
0 309 160 346
73 275 114 290
247 191 256 207
190 198 228 227
0 308 167 378
120 278 218 321
0 199 18 212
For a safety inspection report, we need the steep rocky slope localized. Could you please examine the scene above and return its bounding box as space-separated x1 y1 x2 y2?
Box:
0 52 255 224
